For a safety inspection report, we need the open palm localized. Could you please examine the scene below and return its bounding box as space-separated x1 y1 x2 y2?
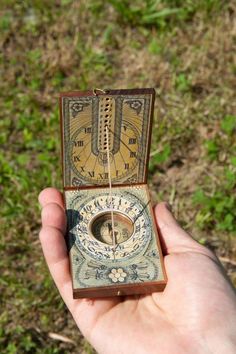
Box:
39 188 236 354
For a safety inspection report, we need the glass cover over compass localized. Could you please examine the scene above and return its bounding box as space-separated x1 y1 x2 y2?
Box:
90 212 134 245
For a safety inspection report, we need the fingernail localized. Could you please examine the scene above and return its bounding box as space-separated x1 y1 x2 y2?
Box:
165 202 172 212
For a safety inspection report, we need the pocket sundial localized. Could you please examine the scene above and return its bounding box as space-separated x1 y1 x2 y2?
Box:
60 88 167 298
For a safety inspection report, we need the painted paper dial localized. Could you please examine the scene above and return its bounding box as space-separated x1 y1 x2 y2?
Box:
61 91 153 187
70 191 152 261
70 120 140 184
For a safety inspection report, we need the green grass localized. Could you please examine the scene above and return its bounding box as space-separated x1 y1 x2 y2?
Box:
0 0 235 352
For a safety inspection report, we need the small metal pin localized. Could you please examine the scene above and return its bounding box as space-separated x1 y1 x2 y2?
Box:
93 88 108 96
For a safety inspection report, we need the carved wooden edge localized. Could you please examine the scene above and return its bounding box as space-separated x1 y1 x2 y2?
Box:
143 89 155 184
59 88 155 97
63 182 147 191
73 281 166 298
144 184 168 286
59 94 65 190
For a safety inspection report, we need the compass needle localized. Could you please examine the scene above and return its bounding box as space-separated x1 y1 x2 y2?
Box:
60 88 167 298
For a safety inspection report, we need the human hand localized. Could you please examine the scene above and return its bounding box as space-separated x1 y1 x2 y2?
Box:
39 187 236 354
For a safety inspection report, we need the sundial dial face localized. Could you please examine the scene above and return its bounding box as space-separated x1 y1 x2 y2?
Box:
61 90 152 187
70 119 140 184
60 89 167 298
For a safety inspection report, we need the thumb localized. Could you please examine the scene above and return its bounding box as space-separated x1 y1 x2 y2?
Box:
154 202 207 255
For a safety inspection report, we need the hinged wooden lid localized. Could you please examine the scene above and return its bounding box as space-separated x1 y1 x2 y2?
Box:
60 88 155 188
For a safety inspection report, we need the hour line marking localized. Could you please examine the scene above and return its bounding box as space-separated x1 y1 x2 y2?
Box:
92 155 98 174
108 127 145 168
83 150 92 167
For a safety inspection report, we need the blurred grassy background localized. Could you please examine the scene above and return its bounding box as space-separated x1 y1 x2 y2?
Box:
0 0 236 352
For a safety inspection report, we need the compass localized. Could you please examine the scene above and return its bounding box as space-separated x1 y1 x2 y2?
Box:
60 88 167 298
90 211 133 245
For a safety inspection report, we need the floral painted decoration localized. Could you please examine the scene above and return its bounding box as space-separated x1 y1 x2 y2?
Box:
125 100 142 115
108 268 127 283
71 102 89 117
